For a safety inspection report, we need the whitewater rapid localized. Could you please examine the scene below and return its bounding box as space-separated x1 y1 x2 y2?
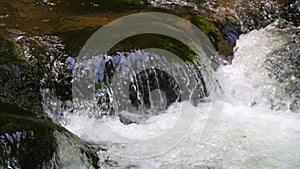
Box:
92 102 300 169
41 19 300 168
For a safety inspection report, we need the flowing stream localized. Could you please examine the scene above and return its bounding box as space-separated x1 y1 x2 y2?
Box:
1 0 299 168
40 18 300 168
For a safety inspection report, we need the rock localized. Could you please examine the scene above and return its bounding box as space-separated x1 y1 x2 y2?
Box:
0 36 43 117
279 0 300 27
191 16 218 48
108 34 196 61
15 35 74 103
198 0 299 33
191 16 238 57
0 104 100 169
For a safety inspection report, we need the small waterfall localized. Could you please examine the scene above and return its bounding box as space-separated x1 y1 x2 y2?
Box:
89 49 220 124
56 20 300 168
1 0 299 168
39 19 300 168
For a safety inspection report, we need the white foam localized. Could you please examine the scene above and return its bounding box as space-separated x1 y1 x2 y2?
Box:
88 101 300 169
51 20 300 168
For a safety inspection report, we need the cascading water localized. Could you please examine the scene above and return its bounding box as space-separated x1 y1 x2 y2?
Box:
1 0 299 168
39 18 300 168
218 19 300 112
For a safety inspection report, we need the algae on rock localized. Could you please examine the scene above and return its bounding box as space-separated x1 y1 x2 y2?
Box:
0 36 43 117
0 107 100 169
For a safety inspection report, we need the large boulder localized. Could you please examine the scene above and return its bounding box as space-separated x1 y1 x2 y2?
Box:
0 104 100 169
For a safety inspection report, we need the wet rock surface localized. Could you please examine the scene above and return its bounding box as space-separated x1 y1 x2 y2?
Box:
0 36 43 116
0 105 100 169
0 35 100 168
0 0 240 58
0 0 299 168
0 0 298 58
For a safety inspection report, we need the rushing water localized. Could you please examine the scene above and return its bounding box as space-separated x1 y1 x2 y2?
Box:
38 19 300 168
0 0 300 169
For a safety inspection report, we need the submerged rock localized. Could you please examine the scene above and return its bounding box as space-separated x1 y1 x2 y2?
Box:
0 36 43 117
0 0 149 36
0 105 100 169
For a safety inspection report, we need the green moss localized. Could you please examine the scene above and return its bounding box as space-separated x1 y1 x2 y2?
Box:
108 33 196 62
0 113 57 168
0 36 27 63
0 36 43 117
94 34 196 91
191 16 212 35
191 16 218 49
0 107 99 168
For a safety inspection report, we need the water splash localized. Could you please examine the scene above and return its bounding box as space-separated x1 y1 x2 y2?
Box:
32 14 300 169
218 19 299 112
59 19 300 168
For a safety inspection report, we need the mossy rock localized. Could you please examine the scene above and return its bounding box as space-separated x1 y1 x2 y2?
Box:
0 36 43 117
0 38 26 63
191 16 239 57
0 105 100 169
191 16 219 49
108 33 196 62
